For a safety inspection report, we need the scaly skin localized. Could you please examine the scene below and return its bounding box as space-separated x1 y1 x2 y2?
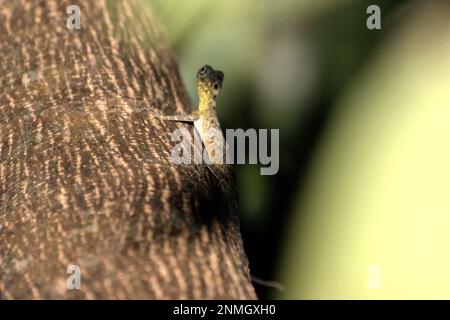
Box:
161 65 227 166
162 65 275 292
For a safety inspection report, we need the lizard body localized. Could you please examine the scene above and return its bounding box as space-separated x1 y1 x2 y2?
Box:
161 65 227 166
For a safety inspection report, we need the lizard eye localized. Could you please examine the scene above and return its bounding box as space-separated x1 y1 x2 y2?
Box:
213 83 219 90
199 65 210 74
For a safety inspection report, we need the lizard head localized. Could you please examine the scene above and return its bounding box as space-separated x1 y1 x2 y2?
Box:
196 65 224 104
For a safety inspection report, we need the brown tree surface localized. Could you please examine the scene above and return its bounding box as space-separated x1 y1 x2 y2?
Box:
0 0 256 299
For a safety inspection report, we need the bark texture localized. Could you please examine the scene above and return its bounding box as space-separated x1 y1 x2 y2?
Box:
0 0 256 299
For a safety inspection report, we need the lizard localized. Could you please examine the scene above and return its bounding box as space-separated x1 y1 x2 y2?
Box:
161 65 283 292
160 65 228 168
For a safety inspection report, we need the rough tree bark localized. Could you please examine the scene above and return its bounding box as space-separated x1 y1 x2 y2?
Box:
0 0 256 299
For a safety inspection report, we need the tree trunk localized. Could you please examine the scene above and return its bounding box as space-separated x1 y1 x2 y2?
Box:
0 0 256 299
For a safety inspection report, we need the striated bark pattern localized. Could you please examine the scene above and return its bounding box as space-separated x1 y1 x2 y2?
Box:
0 0 256 299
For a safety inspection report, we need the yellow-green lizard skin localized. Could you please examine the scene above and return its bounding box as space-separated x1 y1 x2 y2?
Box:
161 65 227 167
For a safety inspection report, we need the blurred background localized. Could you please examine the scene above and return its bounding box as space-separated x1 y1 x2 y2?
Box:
150 0 450 299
